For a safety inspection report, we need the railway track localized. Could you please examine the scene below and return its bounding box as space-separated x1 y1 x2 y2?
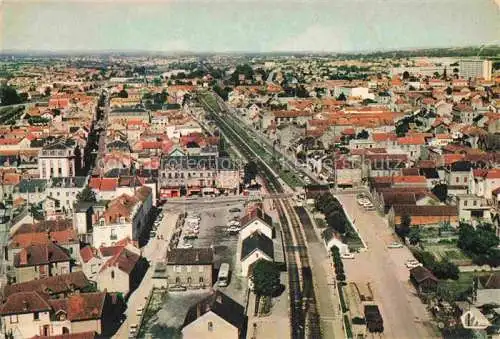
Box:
199 93 321 339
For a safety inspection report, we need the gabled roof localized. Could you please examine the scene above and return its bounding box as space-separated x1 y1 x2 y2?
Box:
99 247 140 274
410 266 438 283
14 243 71 267
10 228 78 249
48 292 106 321
240 208 273 230
0 291 51 316
392 204 457 217
3 272 91 298
241 231 274 261
166 248 213 265
182 290 246 331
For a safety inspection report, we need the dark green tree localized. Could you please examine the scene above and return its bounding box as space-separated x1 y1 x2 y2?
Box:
118 89 128 98
251 260 280 296
76 186 97 203
431 184 448 202
396 213 411 239
0 85 22 105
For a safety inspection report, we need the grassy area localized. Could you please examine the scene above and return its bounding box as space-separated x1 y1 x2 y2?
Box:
438 271 490 301
338 284 349 312
424 244 471 265
279 169 304 188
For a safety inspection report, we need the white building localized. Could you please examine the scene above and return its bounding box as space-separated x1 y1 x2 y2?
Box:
459 59 493 81
38 140 80 179
240 231 274 277
239 208 273 240
92 186 152 248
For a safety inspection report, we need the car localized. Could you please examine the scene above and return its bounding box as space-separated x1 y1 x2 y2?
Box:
406 262 423 269
364 205 375 211
129 324 138 334
178 242 193 249
149 231 156 237
341 253 355 259
388 242 403 249
229 207 241 213
136 307 144 317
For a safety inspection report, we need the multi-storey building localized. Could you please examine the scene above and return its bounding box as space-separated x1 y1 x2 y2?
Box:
38 140 81 179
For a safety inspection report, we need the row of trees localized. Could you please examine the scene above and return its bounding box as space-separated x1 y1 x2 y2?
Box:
315 193 349 235
458 223 500 267
331 246 346 282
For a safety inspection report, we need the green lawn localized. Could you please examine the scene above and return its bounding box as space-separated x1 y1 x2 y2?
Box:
438 271 491 301
424 244 470 264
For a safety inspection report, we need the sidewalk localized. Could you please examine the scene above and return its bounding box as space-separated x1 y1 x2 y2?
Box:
246 272 291 339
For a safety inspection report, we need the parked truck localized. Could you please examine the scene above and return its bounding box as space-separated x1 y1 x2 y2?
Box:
364 304 384 333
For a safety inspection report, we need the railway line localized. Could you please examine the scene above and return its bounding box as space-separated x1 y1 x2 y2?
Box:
198 93 322 339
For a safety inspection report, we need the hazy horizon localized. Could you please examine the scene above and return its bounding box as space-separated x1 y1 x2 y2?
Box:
2 0 499 53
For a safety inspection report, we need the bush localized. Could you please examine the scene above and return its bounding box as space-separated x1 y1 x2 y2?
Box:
336 273 346 281
344 315 353 339
338 285 348 312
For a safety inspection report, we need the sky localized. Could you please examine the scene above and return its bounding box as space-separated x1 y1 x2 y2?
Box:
1 0 499 53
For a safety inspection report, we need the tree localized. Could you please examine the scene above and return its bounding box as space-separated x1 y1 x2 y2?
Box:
337 93 347 101
44 87 51 97
408 228 421 245
396 214 411 239
250 260 280 296
432 184 448 202
76 186 96 203
445 87 453 96
118 89 128 98
356 130 369 139
402 71 410 80
0 85 22 106
244 161 258 184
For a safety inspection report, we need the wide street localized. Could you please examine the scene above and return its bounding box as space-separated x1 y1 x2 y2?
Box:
337 193 439 339
113 210 178 339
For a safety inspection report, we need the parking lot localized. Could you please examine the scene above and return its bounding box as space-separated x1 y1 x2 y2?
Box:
138 201 249 337
336 193 438 339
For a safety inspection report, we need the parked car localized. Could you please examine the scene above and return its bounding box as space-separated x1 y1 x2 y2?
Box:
149 231 156 238
341 253 355 259
227 226 241 235
387 242 403 249
178 242 193 249
136 307 144 317
229 207 241 213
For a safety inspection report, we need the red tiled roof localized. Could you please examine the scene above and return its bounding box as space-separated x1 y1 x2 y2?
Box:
392 176 427 184
372 133 397 142
397 136 426 145
80 246 95 263
89 177 118 191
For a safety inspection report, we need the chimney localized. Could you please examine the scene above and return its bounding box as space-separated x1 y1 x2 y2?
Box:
20 250 28 265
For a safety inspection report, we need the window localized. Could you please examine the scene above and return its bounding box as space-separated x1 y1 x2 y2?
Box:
175 276 181 284
111 270 115 279
464 200 468 207
34 312 40 321
208 321 213 332
473 200 477 206
10 315 18 324
199 277 204 283
66 192 69 197
187 277 192 285
456 177 459 183
464 177 468 183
